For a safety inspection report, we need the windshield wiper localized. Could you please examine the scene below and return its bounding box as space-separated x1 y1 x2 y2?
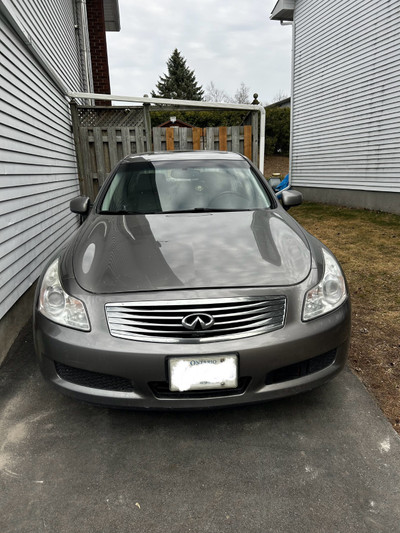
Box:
100 208 256 215
162 208 249 213
100 210 152 215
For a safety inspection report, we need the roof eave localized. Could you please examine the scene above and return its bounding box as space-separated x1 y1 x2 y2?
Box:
103 0 121 31
266 97 291 108
270 0 295 21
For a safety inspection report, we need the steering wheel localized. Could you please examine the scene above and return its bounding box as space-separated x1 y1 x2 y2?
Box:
208 191 249 209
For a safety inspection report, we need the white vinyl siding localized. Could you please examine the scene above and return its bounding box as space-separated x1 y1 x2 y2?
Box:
0 11 81 320
7 0 83 90
291 0 400 193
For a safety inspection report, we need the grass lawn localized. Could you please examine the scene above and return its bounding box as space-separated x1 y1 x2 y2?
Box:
290 202 400 434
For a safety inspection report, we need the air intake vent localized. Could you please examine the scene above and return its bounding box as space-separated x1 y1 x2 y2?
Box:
55 362 135 392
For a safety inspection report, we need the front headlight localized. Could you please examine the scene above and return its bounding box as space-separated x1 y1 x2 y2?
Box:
38 258 90 331
303 249 347 321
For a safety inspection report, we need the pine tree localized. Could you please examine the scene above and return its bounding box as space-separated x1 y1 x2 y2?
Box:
152 49 204 101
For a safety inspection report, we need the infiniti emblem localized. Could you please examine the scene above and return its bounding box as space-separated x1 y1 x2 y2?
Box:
182 313 215 331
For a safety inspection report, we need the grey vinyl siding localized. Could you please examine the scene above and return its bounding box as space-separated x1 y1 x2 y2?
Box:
0 12 80 320
291 0 400 193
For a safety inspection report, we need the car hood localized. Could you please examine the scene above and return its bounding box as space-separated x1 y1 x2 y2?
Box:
70 210 311 294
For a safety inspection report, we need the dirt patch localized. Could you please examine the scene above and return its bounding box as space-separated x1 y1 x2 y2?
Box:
263 155 289 179
290 202 400 434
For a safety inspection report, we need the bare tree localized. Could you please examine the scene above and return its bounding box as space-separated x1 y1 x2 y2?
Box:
204 81 232 103
272 90 290 103
204 81 258 105
233 82 251 104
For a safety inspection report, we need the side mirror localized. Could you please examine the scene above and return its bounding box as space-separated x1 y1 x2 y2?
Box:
281 190 303 210
269 177 281 190
70 196 90 215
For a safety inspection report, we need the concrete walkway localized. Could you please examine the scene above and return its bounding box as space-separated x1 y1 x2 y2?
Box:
1 322 400 533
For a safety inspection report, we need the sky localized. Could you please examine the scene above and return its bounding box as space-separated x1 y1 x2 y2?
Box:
106 0 293 105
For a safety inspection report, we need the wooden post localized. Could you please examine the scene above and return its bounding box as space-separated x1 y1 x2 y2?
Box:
166 128 175 150
143 102 152 151
244 125 252 160
107 127 119 168
69 99 87 196
251 110 259 168
121 127 131 156
77 127 95 200
192 127 202 150
93 127 107 186
219 126 228 151
231 126 240 153
135 126 145 153
205 127 214 150
153 127 162 151
179 127 188 150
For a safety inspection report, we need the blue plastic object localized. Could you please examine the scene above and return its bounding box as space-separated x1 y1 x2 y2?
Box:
274 174 289 199
275 174 289 192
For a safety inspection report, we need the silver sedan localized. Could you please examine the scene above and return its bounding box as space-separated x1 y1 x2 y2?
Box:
34 151 351 408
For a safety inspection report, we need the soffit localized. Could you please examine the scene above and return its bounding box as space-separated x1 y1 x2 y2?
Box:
103 0 121 31
270 0 295 21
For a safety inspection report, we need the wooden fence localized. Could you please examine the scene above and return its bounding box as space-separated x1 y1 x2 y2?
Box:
70 102 259 200
154 125 252 156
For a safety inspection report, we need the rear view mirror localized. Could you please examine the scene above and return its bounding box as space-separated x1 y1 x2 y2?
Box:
70 196 90 215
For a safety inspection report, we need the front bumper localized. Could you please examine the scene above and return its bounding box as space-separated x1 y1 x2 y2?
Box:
33 286 351 409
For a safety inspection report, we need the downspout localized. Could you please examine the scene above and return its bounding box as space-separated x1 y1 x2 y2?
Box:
259 108 266 174
75 0 93 95
69 92 266 174
280 19 295 190
0 0 68 97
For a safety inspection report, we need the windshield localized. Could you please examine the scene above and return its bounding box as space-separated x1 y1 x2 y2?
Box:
100 159 272 213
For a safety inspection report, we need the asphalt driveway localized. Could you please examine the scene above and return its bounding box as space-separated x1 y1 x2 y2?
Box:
1 322 400 533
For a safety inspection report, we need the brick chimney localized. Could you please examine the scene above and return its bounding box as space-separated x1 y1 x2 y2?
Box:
86 0 112 105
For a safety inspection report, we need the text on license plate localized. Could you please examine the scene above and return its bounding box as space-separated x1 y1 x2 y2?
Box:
169 355 238 392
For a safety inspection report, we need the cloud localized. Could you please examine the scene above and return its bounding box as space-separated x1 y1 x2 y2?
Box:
106 0 292 104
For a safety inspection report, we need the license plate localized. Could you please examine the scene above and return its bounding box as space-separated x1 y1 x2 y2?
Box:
169 355 238 392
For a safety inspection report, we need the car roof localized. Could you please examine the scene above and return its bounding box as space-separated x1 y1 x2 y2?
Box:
123 151 247 163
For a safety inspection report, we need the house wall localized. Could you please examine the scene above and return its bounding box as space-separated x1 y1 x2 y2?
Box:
0 1 87 361
291 0 400 210
6 0 84 89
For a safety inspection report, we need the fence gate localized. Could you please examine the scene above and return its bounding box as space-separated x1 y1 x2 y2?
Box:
70 100 259 200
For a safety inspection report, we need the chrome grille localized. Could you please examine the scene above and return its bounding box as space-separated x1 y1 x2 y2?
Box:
105 296 286 343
